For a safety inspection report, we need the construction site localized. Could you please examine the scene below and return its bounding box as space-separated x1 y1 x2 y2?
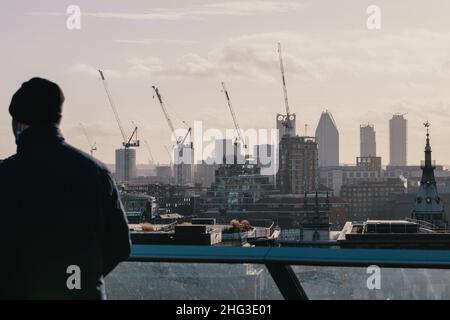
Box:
85 43 326 238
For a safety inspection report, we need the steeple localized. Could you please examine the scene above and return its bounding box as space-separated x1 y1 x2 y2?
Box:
421 121 436 186
412 121 445 228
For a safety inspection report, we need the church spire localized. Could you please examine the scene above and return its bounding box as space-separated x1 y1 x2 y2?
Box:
412 121 446 228
421 121 436 186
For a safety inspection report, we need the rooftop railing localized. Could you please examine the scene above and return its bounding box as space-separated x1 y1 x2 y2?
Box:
105 245 450 300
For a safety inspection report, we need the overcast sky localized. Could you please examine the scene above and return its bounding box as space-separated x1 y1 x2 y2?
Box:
2 0 450 166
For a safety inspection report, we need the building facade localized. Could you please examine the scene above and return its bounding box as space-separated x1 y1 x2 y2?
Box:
315 110 339 167
360 124 376 157
319 156 383 196
340 178 405 221
277 135 319 194
389 114 407 166
115 148 137 183
316 111 339 167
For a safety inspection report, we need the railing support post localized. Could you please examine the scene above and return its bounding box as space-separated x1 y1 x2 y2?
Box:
266 263 308 300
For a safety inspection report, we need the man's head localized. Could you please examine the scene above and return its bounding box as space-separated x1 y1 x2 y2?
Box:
9 77 65 137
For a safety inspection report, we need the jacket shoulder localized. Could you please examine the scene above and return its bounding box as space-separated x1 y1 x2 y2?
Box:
0 155 18 172
60 143 112 177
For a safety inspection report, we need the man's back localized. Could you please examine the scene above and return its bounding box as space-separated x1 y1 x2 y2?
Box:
0 125 131 299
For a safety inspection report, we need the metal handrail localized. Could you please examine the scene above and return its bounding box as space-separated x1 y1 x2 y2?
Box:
127 245 450 300
130 245 450 269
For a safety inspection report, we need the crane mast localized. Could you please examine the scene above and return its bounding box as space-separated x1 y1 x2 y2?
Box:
152 85 192 185
151 85 178 142
277 42 293 130
221 82 247 150
98 70 139 148
80 123 97 156
144 140 155 165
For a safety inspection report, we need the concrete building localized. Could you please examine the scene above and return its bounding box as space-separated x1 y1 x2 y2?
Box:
204 164 272 214
338 220 450 249
318 156 383 195
277 135 318 194
389 114 407 165
119 192 157 223
340 178 405 221
315 111 339 167
173 143 194 186
276 113 296 140
360 124 376 157
115 148 137 183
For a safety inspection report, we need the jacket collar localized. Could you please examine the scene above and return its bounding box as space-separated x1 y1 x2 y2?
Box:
16 124 65 153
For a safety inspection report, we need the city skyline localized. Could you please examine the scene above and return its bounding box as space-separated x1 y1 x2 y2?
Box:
2 1 450 166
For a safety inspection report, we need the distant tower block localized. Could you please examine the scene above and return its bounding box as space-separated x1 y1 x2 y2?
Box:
390 114 407 165
277 135 318 194
360 124 376 157
315 111 339 167
115 148 137 183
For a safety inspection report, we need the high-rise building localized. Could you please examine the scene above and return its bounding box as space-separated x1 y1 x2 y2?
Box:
276 136 318 194
360 124 376 157
389 114 407 165
315 111 339 167
115 148 137 182
173 143 194 186
276 113 296 140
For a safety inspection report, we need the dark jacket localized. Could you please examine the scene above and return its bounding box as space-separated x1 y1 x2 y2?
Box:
0 125 131 299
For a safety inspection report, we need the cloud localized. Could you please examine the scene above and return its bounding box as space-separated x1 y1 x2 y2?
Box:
70 63 122 79
114 38 197 45
71 28 450 90
126 57 164 78
27 0 304 21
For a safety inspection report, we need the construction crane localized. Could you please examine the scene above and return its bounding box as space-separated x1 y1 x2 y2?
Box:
79 123 97 156
151 85 192 147
221 81 247 150
143 140 155 165
152 85 192 185
277 42 294 132
98 70 140 148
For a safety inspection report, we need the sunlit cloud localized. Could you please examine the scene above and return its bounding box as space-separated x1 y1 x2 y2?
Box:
26 0 304 21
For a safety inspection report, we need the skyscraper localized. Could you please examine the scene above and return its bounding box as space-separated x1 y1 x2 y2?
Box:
115 148 137 182
360 124 376 157
315 111 339 167
390 114 407 166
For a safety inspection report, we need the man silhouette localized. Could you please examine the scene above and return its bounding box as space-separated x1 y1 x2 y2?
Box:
0 78 131 299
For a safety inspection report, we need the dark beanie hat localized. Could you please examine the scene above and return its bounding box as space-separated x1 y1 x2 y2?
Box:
9 77 64 125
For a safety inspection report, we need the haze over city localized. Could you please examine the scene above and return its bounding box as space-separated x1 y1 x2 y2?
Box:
2 0 450 165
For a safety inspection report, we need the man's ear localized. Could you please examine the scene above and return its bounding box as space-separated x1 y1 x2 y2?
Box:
12 119 30 138
18 122 30 132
